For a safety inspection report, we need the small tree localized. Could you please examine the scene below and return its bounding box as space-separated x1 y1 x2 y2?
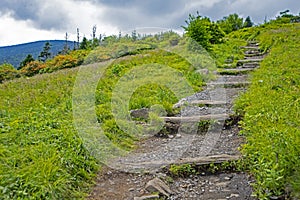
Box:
0 63 20 83
19 54 34 70
208 23 225 44
64 32 70 53
131 30 137 41
77 28 80 49
183 14 212 50
38 42 52 62
279 10 290 17
182 13 224 50
244 16 254 28
92 25 97 40
217 13 244 34
80 37 89 50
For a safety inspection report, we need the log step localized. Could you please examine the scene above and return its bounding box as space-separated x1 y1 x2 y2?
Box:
123 154 241 167
206 81 250 87
172 154 241 165
244 50 261 55
218 68 256 75
247 41 259 45
244 53 264 57
173 100 227 108
162 114 229 123
240 46 260 50
188 100 227 105
237 58 263 66
247 43 259 47
242 63 260 68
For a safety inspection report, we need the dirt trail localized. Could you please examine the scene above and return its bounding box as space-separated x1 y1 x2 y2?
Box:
88 42 263 200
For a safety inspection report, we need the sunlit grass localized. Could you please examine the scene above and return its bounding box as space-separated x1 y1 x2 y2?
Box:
235 23 300 199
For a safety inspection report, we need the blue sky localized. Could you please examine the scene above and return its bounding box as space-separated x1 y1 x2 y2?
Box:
0 0 299 46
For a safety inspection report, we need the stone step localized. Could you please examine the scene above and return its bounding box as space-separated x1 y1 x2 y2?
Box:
162 114 229 123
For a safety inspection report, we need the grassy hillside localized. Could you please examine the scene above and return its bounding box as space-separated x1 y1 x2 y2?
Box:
0 16 299 199
0 33 212 199
0 68 99 199
234 23 300 199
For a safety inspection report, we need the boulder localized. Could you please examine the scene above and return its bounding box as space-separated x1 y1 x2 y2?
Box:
145 177 173 197
130 108 149 119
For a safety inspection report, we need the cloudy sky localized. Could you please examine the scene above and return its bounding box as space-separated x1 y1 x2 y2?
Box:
0 0 299 46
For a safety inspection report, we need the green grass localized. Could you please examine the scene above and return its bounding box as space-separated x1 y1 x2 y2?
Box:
169 164 197 177
212 37 246 68
0 69 98 199
95 49 206 149
234 23 300 199
4 21 299 199
0 35 209 199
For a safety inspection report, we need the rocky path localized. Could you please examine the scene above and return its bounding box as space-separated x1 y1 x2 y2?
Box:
88 42 264 200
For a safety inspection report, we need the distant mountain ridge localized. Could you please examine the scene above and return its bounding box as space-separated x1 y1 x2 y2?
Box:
0 40 77 68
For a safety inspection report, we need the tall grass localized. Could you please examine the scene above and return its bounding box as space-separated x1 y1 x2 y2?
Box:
235 23 300 199
0 69 99 199
0 36 209 199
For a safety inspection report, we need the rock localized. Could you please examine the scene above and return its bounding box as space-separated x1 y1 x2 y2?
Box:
168 134 174 139
228 193 240 198
134 194 160 200
130 108 149 119
173 98 187 109
145 177 173 197
217 181 231 187
224 57 233 64
164 122 180 134
223 63 233 67
128 188 135 192
197 69 209 75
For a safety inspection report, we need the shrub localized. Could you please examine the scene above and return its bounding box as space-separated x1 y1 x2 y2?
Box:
0 63 20 83
21 61 46 76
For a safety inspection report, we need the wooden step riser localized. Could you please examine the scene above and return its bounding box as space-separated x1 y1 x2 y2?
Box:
162 114 229 123
240 46 260 50
242 63 260 68
237 59 263 66
207 82 250 88
121 154 241 168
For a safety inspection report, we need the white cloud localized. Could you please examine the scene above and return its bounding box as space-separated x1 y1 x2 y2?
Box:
0 12 63 46
0 0 299 46
186 0 224 10
0 0 119 46
63 0 119 38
